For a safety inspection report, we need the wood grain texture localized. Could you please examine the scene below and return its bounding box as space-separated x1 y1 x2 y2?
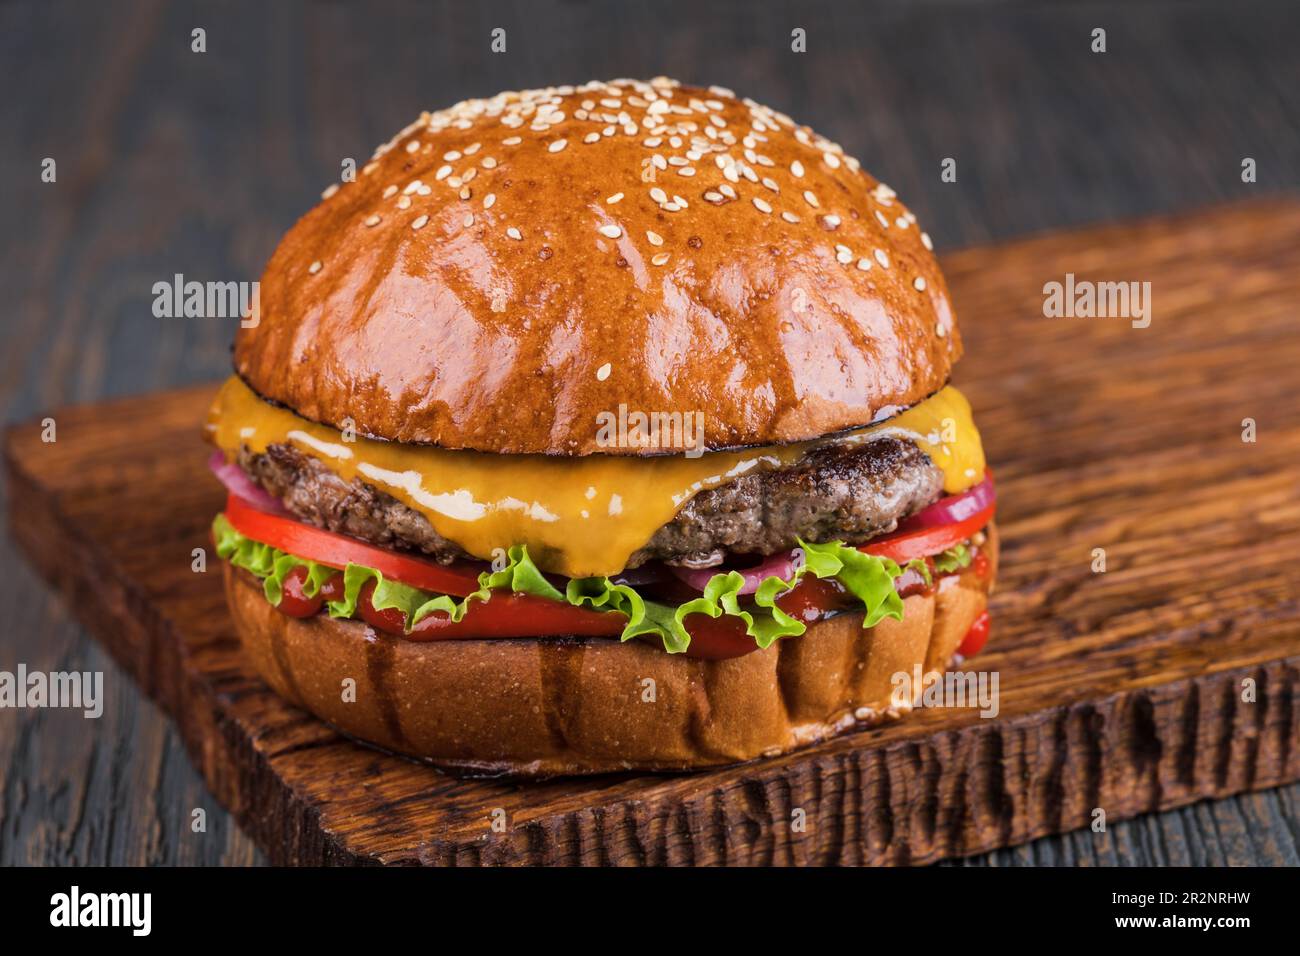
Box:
6 201 1299 866
3 0 1299 866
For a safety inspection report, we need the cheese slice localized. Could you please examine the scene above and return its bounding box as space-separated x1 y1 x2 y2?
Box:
206 377 985 577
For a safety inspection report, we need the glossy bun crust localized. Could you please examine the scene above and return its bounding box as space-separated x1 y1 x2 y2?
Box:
224 526 996 777
235 78 960 455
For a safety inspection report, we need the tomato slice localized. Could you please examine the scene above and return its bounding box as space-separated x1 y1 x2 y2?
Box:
861 501 995 563
224 494 485 597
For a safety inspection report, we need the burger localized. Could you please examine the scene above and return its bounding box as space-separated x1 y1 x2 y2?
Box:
205 77 997 777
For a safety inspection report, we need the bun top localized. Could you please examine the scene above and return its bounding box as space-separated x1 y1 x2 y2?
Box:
235 77 960 455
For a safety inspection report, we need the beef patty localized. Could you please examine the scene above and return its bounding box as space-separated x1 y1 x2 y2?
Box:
237 436 944 571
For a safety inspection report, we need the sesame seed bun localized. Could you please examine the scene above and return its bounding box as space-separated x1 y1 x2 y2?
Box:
234 77 960 454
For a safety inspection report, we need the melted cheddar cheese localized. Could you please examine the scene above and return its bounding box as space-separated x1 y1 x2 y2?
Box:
206 377 985 577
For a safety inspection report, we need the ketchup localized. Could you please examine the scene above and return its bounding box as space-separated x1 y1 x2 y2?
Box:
276 566 325 618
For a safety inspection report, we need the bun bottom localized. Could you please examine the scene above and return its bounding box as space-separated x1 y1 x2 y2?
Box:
225 524 997 777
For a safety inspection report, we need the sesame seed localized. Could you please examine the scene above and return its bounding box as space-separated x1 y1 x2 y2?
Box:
405 141 421 154
719 183 737 199
382 185 398 199
418 184 433 196
308 260 322 274
781 211 799 223
921 231 934 250
364 214 381 227
823 152 841 169
822 214 841 229
936 322 947 338
502 136 522 146
411 215 429 230
606 192 624 204
836 249 853 265
913 276 927 291
874 248 890 269
583 132 600 144
752 197 772 213
434 165 452 181
463 214 474 228
803 190 819 208
875 210 890 229
598 224 623 239
459 186 471 199
678 166 696 177
646 230 664 246
464 143 481 155
443 150 462 161
484 193 496 209
507 226 522 240
704 191 725 203
650 187 668 203
651 252 670 266
548 139 567 153
856 258 872 271
321 183 340 199
397 195 412 209
596 362 612 381
895 217 910 229
481 157 498 169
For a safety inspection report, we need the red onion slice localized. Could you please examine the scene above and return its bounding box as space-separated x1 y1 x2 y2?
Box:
208 450 287 515
669 549 800 596
896 472 996 532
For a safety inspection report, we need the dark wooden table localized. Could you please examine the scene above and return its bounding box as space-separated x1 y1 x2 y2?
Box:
1 0 1297 866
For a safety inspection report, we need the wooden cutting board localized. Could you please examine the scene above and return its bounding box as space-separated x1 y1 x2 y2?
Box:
6 200 1300 866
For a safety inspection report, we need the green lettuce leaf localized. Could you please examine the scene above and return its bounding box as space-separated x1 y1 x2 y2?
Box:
213 515 929 654
933 544 972 574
